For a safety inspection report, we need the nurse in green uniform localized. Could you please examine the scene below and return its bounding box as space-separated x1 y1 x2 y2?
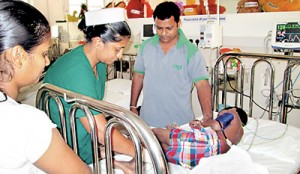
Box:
43 8 135 165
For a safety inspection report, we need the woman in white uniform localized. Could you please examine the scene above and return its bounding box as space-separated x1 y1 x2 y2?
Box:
0 0 91 173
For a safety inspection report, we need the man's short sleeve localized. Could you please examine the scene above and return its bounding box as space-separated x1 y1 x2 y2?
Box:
188 51 209 83
133 49 145 74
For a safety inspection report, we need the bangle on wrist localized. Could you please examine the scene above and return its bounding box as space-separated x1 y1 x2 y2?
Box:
130 105 138 109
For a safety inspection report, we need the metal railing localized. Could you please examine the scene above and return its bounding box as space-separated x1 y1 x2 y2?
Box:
36 83 169 174
212 52 300 123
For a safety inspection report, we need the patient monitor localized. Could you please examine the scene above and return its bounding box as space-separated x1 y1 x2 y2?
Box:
141 24 155 41
271 22 300 51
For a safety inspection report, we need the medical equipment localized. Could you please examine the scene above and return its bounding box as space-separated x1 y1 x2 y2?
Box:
271 22 300 51
215 112 234 130
142 24 155 41
199 0 223 48
199 23 223 48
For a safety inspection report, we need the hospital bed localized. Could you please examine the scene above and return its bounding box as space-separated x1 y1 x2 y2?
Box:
103 78 300 174
22 52 299 174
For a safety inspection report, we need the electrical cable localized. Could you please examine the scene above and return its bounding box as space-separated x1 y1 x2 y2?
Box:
106 68 114 80
263 30 272 54
241 118 288 151
223 71 276 113
291 89 300 99
220 59 298 115
226 74 294 114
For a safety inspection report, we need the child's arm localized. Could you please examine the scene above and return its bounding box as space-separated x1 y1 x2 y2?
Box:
190 119 222 131
189 119 202 129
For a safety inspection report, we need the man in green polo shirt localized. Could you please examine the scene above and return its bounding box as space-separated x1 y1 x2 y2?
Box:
130 1 213 128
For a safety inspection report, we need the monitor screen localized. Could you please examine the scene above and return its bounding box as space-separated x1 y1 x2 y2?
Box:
271 22 300 50
142 24 155 40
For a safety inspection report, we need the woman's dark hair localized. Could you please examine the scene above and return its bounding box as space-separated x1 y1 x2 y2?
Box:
78 16 131 43
153 1 180 23
0 0 50 84
0 0 50 54
223 106 248 126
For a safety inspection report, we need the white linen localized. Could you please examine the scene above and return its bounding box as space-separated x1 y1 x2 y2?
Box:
89 151 154 174
191 145 268 174
105 79 132 95
238 118 300 174
104 79 143 110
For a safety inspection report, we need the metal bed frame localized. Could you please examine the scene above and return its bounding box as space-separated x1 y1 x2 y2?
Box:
212 52 300 124
36 83 169 174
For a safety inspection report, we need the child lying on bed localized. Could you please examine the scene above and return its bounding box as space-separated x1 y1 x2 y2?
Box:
109 107 248 173
152 107 248 169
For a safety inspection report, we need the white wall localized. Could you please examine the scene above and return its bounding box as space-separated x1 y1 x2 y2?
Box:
31 0 67 25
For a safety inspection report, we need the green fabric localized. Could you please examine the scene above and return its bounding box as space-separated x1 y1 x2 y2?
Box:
43 45 106 164
175 29 198 64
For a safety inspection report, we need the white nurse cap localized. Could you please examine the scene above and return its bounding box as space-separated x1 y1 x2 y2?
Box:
85 8 126 26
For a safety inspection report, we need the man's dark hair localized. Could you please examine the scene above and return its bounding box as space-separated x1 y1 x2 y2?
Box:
153 1 180 23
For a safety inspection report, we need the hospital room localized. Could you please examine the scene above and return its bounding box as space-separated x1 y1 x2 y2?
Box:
1 0 300 173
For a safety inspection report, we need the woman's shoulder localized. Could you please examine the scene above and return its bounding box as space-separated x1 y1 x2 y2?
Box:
0 99 56 169
1 98 54 127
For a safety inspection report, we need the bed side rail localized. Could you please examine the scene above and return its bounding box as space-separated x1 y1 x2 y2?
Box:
212 52 300 123
36 83 169 174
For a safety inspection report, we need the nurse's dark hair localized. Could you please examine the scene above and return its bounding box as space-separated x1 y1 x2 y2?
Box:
153 1 180 23
0 0 50 84
0 0 50 54
78 17 131 43
223 106 248 126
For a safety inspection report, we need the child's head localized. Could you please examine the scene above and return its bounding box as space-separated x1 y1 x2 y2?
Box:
220 106 248 126
217 106 248 145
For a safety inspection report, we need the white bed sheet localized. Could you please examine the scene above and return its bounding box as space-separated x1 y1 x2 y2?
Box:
238 118 300 174
104 79 143 110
